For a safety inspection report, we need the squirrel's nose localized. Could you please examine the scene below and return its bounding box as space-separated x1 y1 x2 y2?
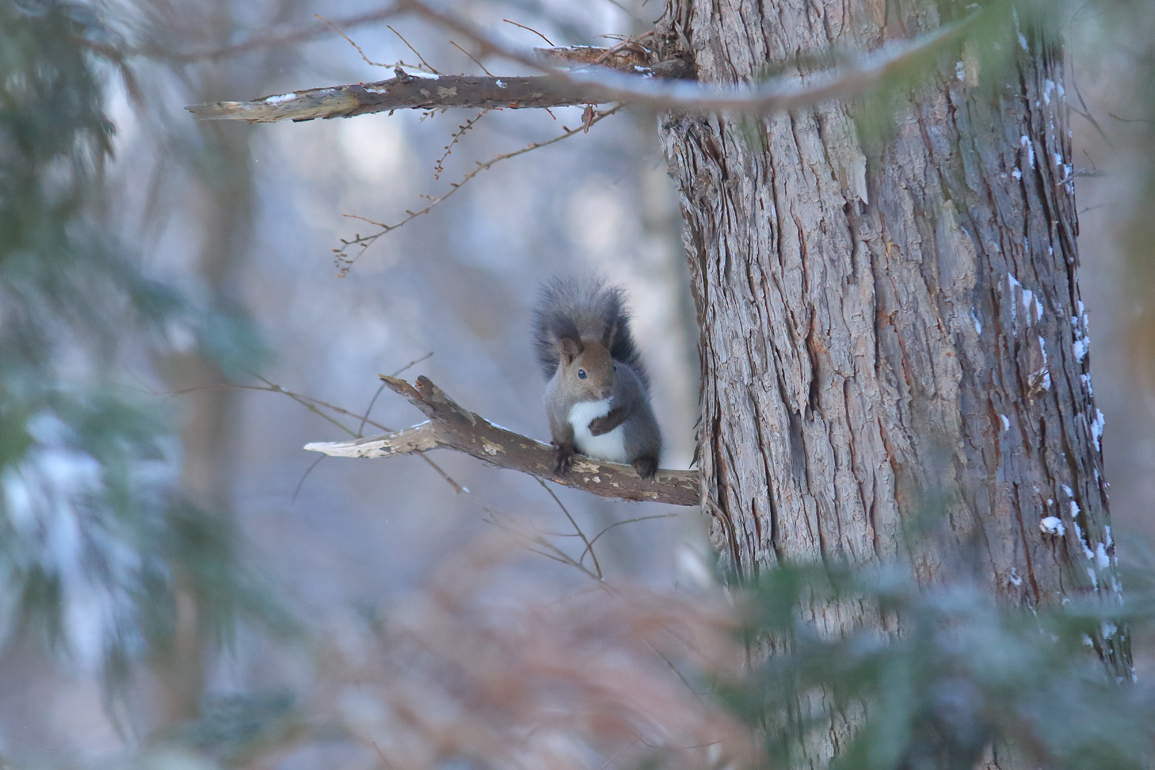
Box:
600 387 613 400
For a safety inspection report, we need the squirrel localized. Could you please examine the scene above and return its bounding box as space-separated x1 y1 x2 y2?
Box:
533 276 662 479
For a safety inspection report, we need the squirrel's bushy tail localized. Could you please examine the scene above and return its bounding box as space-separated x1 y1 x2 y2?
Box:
533 275 648 389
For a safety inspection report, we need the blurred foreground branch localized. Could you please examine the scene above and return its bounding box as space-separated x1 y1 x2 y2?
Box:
304 375 700 506
186 7 975 123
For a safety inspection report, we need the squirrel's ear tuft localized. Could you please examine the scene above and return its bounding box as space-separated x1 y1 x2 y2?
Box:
559 336 582 365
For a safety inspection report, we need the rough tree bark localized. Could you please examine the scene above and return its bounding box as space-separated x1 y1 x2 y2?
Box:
656 0 1129 744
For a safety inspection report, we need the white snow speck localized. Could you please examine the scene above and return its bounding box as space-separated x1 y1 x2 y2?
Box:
1087 567 1098 590
495 79 506 88
1095 542 1110 569
1102 621 1117 639
264 92 296 104
1038 336 1047 364
1000 414 1010 432
1008 274 1021 322
956 61 966 81
1090 409 1105 451
1020 135 1035 168
1040 516 1065 535
1072 515 1095 561
408 71 440 79
1008 568 1023 587
1012 167 1022 180
1043 79 1055 105
972 312 982 335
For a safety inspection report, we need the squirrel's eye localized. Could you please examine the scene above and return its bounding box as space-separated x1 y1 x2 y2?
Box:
578 369 587 379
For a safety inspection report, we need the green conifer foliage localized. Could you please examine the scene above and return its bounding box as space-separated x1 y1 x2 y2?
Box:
0 0 281 693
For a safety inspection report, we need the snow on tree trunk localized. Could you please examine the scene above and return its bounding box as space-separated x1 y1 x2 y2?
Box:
658 0 1129 676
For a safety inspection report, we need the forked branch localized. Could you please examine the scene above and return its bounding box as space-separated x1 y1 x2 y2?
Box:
304 375 700 506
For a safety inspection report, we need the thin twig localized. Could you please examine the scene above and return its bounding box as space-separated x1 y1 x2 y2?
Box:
537 478 602 579
387 25 441 75
597 738 641 770
358 351 434 435
1108 113 1155 125
369 739 397 770
502 18 554 46
578 513 678 565
483 510 601 581
317 13 390 67
434 110 489 180
162 5 403 63
335 105 623 272
450 40 494 76
249 372 360 436
292 454 325 503
1068 59 1115 151
171 376 465 495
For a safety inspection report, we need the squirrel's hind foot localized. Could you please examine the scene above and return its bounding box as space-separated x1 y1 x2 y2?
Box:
631 456 658 479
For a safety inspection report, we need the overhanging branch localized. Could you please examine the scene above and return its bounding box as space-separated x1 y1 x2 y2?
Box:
187 71 618 123
186 8 978 123
303 375 700 506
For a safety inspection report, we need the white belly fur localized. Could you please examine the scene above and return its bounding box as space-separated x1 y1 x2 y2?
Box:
568 399 628 464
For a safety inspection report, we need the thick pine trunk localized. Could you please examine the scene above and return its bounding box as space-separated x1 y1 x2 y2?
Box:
658 0 1129 701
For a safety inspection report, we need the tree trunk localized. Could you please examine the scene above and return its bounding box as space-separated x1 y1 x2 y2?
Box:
658 0 1129 719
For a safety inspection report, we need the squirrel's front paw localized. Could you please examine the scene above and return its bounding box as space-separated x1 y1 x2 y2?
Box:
631 455 658 479
588 415 611 436
553 442 575 475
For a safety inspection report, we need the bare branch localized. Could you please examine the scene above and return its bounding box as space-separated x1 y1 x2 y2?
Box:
401 0 979 111
186 5 974 122
304 376 700 507
186 72 617 123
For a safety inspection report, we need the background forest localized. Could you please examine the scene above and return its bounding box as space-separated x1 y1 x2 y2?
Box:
3 0 1155 767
